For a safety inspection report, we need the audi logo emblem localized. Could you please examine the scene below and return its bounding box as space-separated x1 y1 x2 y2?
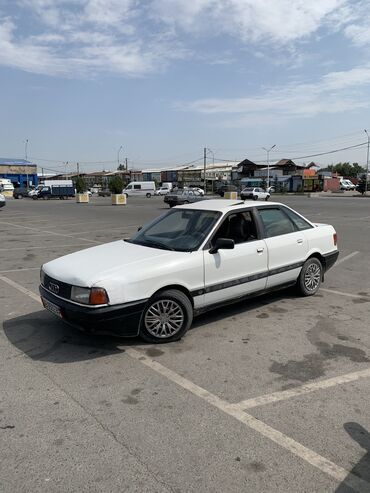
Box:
48 282 60 294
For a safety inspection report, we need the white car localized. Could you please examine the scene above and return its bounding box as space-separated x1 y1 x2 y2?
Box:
40 200 338 343
241 187 270 201
0 193 5 208
154 187 170 196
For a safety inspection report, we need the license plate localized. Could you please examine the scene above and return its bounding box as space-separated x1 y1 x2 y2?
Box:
42 297 62 318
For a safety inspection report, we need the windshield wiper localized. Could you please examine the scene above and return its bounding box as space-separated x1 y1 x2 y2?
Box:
133 240 176 251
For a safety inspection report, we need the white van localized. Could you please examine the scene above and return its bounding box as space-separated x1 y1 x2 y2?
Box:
122 181 156 198
0 179 14 192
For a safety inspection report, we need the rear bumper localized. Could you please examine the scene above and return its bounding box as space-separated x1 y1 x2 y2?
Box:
39 285 146 337
323 250 339 271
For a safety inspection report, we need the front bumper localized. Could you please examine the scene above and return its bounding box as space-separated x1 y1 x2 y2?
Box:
39 285 147 337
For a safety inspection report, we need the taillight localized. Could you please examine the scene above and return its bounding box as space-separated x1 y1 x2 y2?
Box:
333 232 337 246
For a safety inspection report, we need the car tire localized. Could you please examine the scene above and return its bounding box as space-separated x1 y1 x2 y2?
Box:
253 195 258 201
297 257 322 296
146 193 152 198
17 194 23 199
183 200 189 204
265 196 269 201
139 289 193 343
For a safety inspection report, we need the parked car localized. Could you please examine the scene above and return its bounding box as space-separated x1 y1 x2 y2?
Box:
154 187 170 196
241 187 270 201
98 189 111 197
40 200 339 343
164 189 206 207
187 187 205 196
122 181 156 198
13 187 31 199
215 185 239 197
0 193 5 208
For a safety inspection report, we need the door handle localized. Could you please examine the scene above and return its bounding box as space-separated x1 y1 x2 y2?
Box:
257 247 264 253
297 238 303 244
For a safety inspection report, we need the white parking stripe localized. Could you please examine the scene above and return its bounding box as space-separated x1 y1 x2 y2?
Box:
321 288 369 299
0 274 41 303
236 368 370 409
334 251 359 266
127 349 369 493
2 279 369 492
0 243 97 251
0 267 40 274
0 220 100 244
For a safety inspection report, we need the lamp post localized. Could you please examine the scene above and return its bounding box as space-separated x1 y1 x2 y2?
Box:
207 148 215 192
365 130 369 195
117 145 123 169
24 139 29 187
262 144 276 190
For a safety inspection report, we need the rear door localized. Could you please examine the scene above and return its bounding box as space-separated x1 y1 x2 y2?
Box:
256 206 310 288
203 210 268 306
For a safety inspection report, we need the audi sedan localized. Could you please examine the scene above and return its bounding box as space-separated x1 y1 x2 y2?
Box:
39 200 338 343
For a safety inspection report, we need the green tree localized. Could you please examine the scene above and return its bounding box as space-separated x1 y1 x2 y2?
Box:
273 176 279 192
108 176 124 194
75 176 87 193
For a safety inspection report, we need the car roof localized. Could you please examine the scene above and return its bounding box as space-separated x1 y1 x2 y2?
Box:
176 199 282 212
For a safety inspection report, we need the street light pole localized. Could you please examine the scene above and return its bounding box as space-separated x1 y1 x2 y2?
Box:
262 144 276 190
117 145 123 169
203 147 207 192
24 139 29 187
207 148 215 192
365 130 369 195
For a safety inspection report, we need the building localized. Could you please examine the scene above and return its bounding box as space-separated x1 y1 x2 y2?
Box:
0 158 38 188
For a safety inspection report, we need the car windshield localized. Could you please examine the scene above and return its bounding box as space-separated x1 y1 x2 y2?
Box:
128 209 221 251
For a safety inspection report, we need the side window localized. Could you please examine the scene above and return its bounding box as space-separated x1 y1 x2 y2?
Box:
212 211 257 245
134 185 141 190
127 185 132 189
282 207 313 231
258 208 296 237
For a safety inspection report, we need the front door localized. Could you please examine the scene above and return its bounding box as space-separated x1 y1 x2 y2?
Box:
203 211 268 307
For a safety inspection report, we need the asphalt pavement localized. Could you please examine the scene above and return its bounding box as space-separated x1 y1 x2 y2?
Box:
0 194 369 492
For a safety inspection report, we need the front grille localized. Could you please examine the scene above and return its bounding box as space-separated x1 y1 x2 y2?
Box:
43 273 72 300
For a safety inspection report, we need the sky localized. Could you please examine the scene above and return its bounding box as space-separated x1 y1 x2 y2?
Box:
1 0 370 173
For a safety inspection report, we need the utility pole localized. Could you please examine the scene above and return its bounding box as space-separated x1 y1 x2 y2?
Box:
125 158 128 171
365 130 369 195
117 145 123 169
262 144 276 190
24 139 29 187
203 147 207 192
77 162 80 176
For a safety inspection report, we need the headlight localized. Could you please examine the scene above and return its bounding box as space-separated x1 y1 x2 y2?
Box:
71 286 91 304
40 268 45 286
71 286 109 305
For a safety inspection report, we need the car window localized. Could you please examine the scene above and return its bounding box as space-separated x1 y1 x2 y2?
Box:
212 211 258 245
258 208 296 237
129 209 221 251
282 207 313 231
134 185 141 190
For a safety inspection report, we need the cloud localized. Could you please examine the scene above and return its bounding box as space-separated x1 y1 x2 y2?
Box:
0 0 368 78
175 65 370 125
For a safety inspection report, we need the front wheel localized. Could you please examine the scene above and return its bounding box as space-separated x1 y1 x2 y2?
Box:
139 289 193 343
265 195 270 201
253 195 258 201
146 193 152 198
17 194 23 199
297 257 322 296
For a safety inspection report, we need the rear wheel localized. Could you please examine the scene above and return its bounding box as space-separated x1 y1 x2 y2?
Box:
139 289 193 343
298 257 322 296
17 194 23 199
265 196 269 201
253 195 258 201
146 193 152 198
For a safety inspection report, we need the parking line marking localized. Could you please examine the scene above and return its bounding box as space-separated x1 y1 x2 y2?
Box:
0 220 100 244
235 368 370 410
0 267 40 274
126 349 369 493
334 251 359 266
321 288 369 299
0 274 41 303
4 281 369 492
0 243 96 251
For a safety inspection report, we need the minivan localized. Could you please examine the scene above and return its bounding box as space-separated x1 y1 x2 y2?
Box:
122 181 156 197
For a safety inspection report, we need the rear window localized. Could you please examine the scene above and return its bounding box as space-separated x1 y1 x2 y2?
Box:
258 208 296 237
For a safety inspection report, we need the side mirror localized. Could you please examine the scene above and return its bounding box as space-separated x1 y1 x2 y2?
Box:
209 238 235 254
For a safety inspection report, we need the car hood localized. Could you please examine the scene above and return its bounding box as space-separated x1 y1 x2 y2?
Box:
43 240 183 287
